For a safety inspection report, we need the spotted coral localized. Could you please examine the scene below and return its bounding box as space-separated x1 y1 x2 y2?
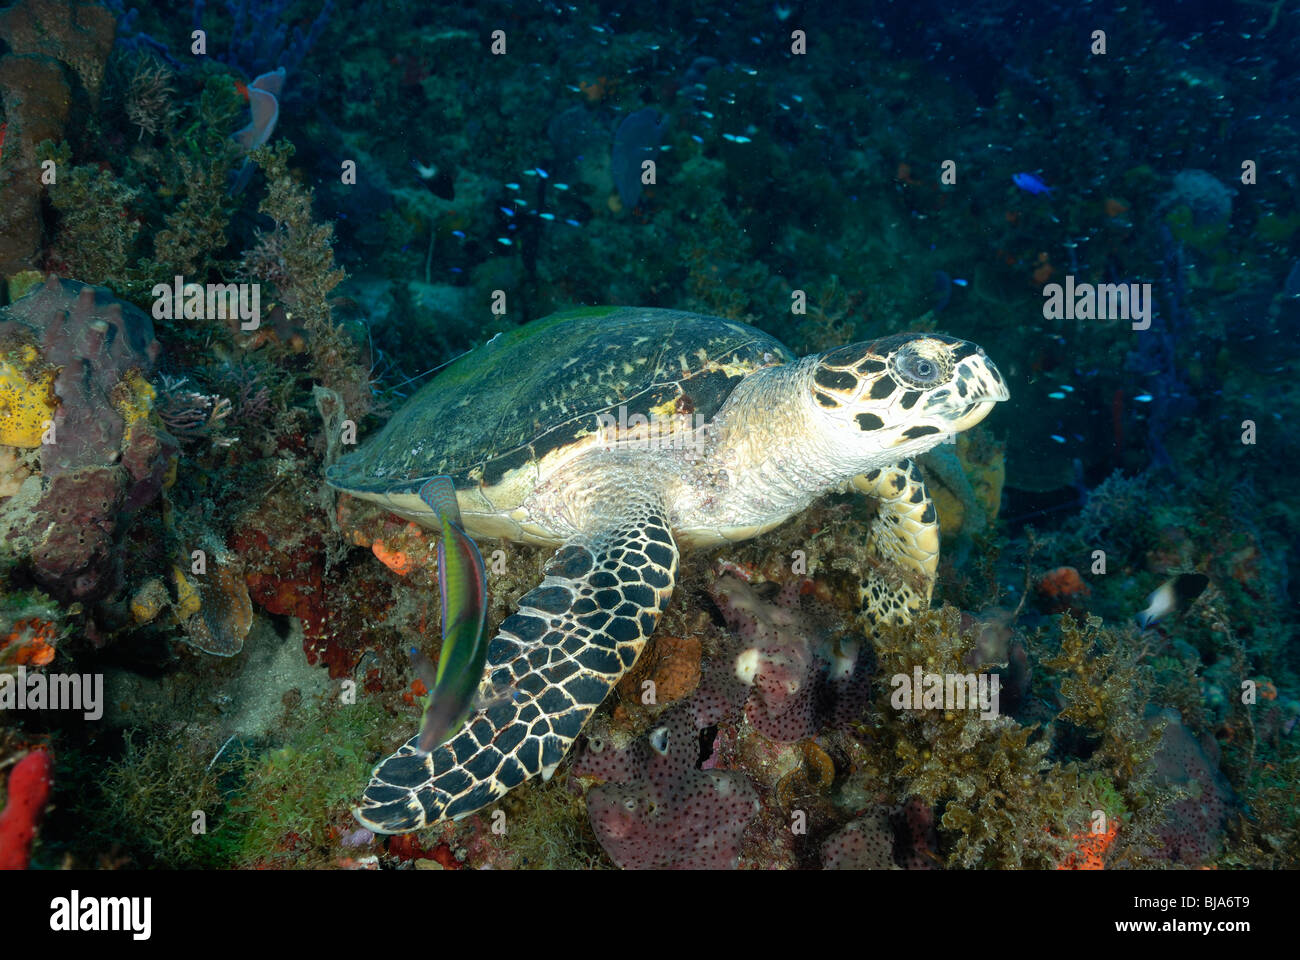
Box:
573 703 760 869
821 808 897 869
1144 707 1232 865
704 573 871 742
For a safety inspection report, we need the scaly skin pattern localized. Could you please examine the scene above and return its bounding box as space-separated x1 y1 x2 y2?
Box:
354 485 678 832
336 313 1009 832
853 461 939 624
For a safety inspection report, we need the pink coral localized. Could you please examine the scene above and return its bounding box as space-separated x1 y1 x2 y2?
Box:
1146 708 1232 865
701 574 871 742
819 799 940 870
573 704 759 869
821 809 896 869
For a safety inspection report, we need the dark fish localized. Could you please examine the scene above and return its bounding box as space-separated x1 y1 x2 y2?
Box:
1135 573 1209 628
612 108 669 208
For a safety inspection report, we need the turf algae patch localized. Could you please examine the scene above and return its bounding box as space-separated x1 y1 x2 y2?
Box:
82 697 395 868
223 698 393 868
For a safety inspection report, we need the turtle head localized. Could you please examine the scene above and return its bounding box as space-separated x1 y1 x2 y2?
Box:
808 333 1009 459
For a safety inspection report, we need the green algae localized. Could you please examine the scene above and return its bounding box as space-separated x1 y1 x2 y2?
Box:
221 697 393 867
52 696 397 869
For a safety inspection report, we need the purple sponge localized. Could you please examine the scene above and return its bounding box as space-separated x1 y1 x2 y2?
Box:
575 704 760 869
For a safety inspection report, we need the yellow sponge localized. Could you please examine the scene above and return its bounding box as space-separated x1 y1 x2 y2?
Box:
0 341 58 448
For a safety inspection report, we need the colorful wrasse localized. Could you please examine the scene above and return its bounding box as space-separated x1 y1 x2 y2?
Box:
411 476 489 752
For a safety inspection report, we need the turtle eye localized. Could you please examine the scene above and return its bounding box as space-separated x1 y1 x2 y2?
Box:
893 347 946 387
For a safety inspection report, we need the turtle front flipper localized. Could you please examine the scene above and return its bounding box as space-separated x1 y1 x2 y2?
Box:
852 459 939 626
355 500 679 834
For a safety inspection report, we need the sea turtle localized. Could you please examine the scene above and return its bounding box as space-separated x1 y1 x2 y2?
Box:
326 306 1009 833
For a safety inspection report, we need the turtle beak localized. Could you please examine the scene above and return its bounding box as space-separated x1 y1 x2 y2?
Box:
941 351 1010 432
964 350 1010 404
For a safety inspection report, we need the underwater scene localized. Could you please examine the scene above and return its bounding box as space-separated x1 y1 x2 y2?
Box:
0 0 1297 876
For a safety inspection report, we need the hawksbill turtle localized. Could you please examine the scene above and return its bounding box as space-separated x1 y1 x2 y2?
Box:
326 306 1009 833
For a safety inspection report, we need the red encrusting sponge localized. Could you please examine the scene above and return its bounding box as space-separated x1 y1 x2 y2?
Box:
0 748 53 870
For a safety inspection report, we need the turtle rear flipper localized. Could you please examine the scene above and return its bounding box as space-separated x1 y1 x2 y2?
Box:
355 498 679 833
852 459 939 625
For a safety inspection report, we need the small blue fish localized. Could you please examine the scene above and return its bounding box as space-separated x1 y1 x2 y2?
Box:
451 230 466 239
497 237 513 246
539 212 556 221
1135 393 1153 402
564 218 582 227
500 206 515 217
1048 392 1067 400
952 278 968 287
1012 172 1053 195
1050 434 1067 444
505 182 521 190
553 183 570 191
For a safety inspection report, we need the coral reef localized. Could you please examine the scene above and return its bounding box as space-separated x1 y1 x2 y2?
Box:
573 704 760 869
196 0 334 78
704 573 871 743
123 53 180 139
922 429 1006 540
0 329 58 447
820 808 897 870
0 53 68 276
1144 707 1232 865
820 800 940 870
37 141 143 286
1035 566 1092 617
0 0 115 98
182 559 254 656
241 141 366 416
0 0 116 276
0 589 61 667
0 279 172 612
0 0 1292 876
